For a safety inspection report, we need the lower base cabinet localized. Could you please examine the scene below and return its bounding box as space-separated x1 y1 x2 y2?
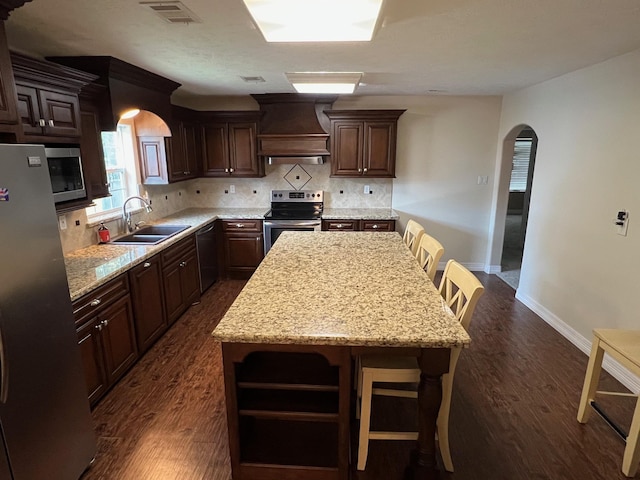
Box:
322 219 395 232
129 254 168 353
221 343 351 480
74 274 138 407
221 220 264 279
162 234 201 325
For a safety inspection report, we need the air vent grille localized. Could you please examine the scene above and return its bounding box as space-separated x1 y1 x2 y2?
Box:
140 1 201 24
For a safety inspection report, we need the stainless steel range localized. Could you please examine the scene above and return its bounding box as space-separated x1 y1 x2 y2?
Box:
263 189 323 254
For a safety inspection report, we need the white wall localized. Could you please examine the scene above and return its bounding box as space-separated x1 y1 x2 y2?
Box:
334 95 503 269
494 50 640 386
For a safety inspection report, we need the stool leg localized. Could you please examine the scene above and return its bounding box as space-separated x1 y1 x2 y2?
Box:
357 369 373 471
622 396 640 477
577 337 604 423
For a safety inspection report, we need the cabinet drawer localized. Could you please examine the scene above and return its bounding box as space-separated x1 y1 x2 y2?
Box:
322 220 358 231
73 274 129 325
161 234 196 267
361 220 395 232
222 219 262 233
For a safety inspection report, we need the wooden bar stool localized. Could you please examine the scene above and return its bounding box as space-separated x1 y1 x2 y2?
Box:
577 329 640 477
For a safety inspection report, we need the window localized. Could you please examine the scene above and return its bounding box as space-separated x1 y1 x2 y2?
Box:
509 138 532 192
86 123 138 219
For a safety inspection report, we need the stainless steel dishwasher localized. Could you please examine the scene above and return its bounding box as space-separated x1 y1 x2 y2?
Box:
196 221 218 293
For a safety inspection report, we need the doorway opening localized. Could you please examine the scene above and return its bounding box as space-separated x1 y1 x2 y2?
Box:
496 127 538 290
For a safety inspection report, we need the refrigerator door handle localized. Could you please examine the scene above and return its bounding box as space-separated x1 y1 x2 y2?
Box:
0 319 7 404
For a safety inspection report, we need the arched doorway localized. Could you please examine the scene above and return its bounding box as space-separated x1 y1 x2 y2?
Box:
495 125 538 290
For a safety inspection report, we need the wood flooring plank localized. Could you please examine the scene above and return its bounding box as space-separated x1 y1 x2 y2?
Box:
80 275 638 480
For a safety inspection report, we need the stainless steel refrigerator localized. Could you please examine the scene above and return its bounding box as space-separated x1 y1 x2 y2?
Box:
0 144 96 479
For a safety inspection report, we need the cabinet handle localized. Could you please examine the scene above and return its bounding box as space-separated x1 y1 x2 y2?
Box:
256 237 260 241
358 168 362 173
143 262 151 268
95 323 103 331
48 120 55 127
179 261 187 267
90 299 101 307
38 119 46 127
225 168 229 173
102 319 109 327
372 224 379 229
235 223 244 228
363 167 368 173
230 168 234 173
336 224 344 229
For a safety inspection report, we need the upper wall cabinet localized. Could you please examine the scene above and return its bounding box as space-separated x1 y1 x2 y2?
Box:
79 83 110 200
10 52 97 143
201 111 262 178
325 110 405 178
169 105 202 182
0 22 19 139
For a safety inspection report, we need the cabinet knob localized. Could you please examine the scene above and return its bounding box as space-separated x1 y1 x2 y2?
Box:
102 319 109 327
372 224 379 229
230 168 235 173
183 171 188 175
90 298 101 307
336 224 344 229
225 168 229 173
48 120 55 127
95 323 102 331
236 223 244 228
179 261 187 267
363 168 368 173
143 262 151 268
38 119 46 127
358 168 362 173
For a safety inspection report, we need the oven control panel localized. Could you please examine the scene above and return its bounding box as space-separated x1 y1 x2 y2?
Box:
271 190 323 202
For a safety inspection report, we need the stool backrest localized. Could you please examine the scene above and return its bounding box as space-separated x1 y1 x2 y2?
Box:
416 233 445 281
438 259 485 331
402 219 425 256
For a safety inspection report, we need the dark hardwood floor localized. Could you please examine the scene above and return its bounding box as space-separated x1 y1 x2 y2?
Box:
80 274 637 480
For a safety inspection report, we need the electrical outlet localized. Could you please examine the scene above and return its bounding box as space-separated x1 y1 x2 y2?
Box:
58 215 67 230
477 176 489 185
364 185 370 194
230 185 236 194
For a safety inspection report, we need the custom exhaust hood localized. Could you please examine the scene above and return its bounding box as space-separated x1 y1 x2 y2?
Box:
251 94 337 163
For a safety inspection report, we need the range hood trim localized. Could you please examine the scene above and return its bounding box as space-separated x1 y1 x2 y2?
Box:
267 156 325 165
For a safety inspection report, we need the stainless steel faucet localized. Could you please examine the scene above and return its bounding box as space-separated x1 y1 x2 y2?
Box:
122 196 153 232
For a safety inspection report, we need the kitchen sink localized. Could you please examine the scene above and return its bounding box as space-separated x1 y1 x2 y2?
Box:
109 225 190 245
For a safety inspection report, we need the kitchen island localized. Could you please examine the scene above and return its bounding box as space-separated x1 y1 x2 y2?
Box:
212 231 470 479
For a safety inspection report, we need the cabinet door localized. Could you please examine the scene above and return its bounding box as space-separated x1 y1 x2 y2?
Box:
15 84 42 135
99 295 138 385
162 262 184 325
138 136 169 184
364 121 396 177
179 249 201 307
0 22 18 126
330 121 364 176
76 316 108 406
39 89 81 136
224 232 264 277
202 123 229 176
183 122 202 178
167 128 187 182
229 122 260 176
80 109 110 199
322 219 359 231
129 257 167 353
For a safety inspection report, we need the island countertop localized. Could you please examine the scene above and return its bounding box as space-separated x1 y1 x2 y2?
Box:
212 231 470 349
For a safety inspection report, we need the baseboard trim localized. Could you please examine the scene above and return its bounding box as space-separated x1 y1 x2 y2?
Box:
515 291 640 394
486 264 502 274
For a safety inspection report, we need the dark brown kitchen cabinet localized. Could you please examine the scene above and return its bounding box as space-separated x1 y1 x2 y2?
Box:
202 112 262 177
73 274 138 407
129 255 167 354
10 52 96 143
326 110 405 178
168 120 201 182
139 135 170 185
322 219 396 232
161 235 200 325
0 22 20 139
221 219 264 279
79 84 110 200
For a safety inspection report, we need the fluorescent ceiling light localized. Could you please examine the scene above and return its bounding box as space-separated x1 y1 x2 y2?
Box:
243 0 384 42
120 108 141 119
286 72 363 94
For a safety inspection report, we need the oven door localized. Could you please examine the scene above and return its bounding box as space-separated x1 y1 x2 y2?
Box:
263 219 322 254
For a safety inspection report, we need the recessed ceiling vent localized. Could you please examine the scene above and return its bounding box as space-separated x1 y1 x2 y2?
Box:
140 1 201 24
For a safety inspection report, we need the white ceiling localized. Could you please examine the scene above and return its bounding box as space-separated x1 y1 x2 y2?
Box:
5 0 640 100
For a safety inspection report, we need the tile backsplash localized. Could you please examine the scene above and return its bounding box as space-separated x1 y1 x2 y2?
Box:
58 162 392 254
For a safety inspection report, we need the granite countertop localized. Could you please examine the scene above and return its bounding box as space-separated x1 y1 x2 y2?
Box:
64 207 268 302
321 208 399 220
212 231 470 349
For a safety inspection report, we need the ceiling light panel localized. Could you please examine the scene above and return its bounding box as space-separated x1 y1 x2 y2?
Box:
286 72 362 94
243 0 384 42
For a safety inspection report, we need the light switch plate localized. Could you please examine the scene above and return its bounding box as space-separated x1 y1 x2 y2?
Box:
616 210 629 236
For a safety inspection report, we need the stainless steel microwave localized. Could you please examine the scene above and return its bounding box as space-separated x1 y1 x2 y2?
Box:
45 147 86 203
